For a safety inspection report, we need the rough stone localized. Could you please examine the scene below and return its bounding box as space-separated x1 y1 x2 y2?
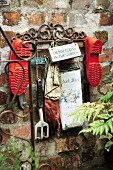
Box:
70 0 92 10
2 12 21 26
68 12 86 27
0 128 10 145
8 0 21 7
51 13 65 25
96 0 110 9
100 12 113 26
108 12 113 25
61 154 80 170
99 54 109 63
55 136 79 153
0 31 15 48
0 91 8 105
99 53 113 64
99 82 111 94
35 140 56 157
90 86 99 95
23 0 43 6
0 73 7 86
35 141 47 156
13 124 31 139
95 31 108 44
49 157 62 170
52 0 68 8
25 12 45 26
81 134 96 148
102 65 110 75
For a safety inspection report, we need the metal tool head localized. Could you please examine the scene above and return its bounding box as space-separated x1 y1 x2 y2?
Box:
35 120 49 140
35 108 49 140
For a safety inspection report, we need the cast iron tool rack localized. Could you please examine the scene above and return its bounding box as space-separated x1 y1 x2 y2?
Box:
0 23 87 169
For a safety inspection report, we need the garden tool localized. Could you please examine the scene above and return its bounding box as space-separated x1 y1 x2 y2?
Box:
84 36 102 87
35 59 49 140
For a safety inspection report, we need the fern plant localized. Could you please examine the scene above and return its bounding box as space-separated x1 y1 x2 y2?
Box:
71 77 113 150
71 102 113 150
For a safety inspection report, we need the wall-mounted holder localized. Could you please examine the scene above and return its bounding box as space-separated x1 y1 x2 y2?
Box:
8 39 30 95
84 36 102 87
0 23 87 169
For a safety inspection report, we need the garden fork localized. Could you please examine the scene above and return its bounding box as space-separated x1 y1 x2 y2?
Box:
35 64 49 140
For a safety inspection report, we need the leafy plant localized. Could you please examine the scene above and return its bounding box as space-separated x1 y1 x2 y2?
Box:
0 152 12 170
71 80 113 150
25 143 39 169
0 138 39 170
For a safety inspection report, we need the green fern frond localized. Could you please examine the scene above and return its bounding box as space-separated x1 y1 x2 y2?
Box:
105 141 113 149
99 91 113 103
99 133 112 140
79 127 93 134
97 113 113 119
107 119 113 134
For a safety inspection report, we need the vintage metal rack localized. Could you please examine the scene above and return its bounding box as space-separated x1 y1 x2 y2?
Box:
0 23 86 169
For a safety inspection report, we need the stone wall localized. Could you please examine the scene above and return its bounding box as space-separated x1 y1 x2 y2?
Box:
0 0 113 170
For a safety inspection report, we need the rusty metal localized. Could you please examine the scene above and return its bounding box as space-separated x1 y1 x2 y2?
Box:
39 164 52 170
28 60 35 159
0 110 17 124
12 23 87 44
0 61 26 122
1 23 87 170
0 26 36 61
0 26 36 170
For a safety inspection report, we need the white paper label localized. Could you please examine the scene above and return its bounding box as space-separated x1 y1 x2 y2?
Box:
49 43 81 62
59 69 83 130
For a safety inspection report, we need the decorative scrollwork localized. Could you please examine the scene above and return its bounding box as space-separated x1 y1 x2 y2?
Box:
13 23 87 42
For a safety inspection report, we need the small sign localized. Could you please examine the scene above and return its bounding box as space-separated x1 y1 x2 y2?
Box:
31 57 46 65
49 43 81 62
59 69 83 130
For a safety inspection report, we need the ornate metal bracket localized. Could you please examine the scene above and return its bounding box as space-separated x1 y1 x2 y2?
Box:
12 23 87 45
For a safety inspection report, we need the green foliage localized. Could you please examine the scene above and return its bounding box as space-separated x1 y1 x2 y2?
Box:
7 139 20 170
71 80 113 150
80 114 113 135
99 91 113 103
0 138 39 170
71 102 106 125
99 68 113 103
0 153 11 170
25 143 39 169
